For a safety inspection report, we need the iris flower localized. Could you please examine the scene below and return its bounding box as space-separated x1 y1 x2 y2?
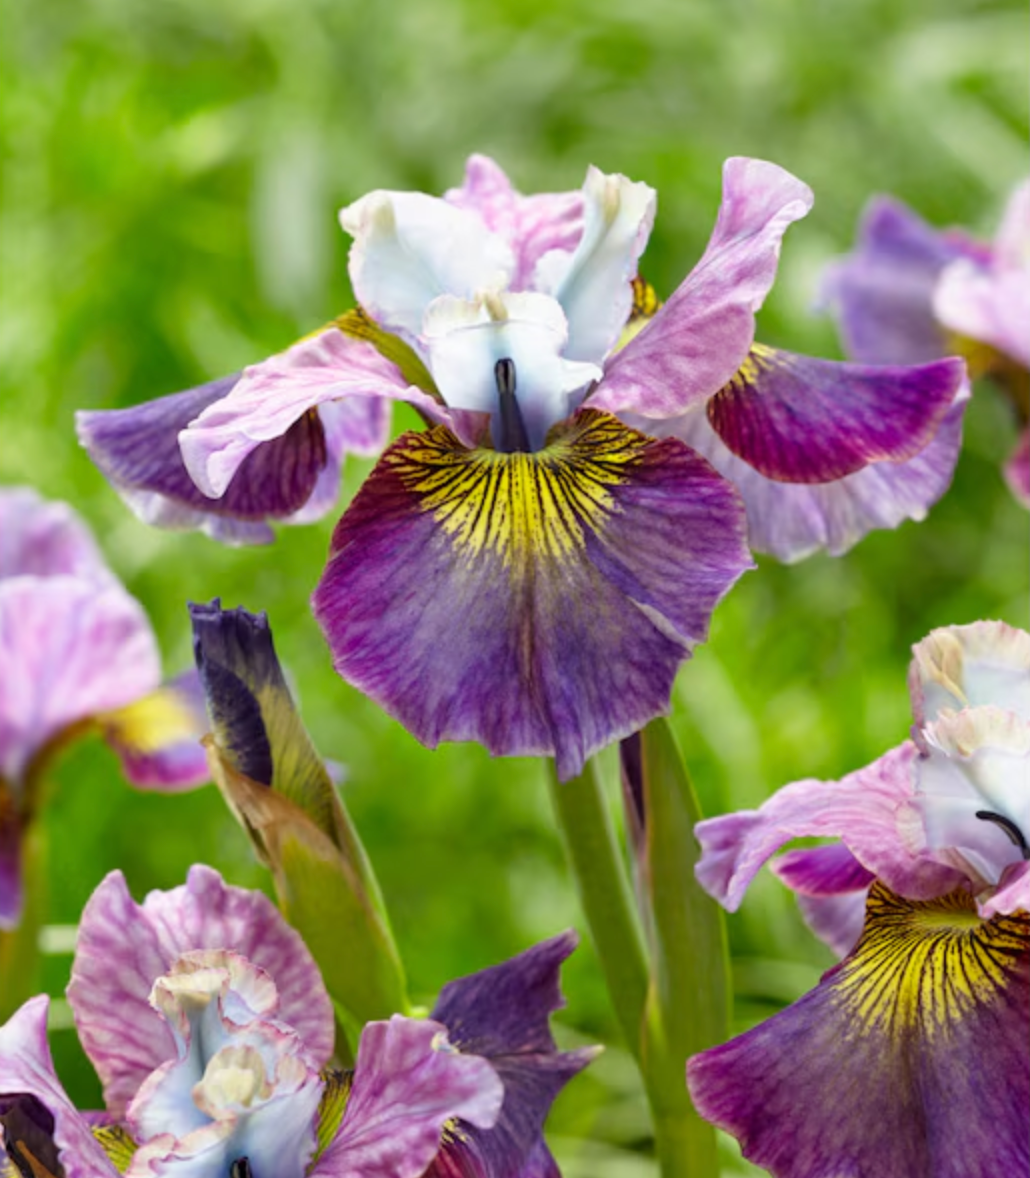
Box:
825 178 1030 506
0 865 590 1177
685 620 1030 1177
0 487 208 929
79 156 964 779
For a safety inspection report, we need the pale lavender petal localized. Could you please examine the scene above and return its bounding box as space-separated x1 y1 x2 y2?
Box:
68 866 334 1118
0 577 161 786
982 860 1030 918
687 884 1030 1178
657 397 965 562
592 157 813 419
772 845 874 957
694 742 963 912
935 260 1030 369
313 410 752 781
313 1016 503 1178
706 347 964 483
0 488 111 583
0 996 117 1178
793 888 870 959
1005 426 1030 508
179 329 444 499
993 179 1030 270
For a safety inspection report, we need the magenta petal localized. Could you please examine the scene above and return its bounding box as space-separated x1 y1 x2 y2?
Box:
694 742 963 911
687 886 1030 1178
0 996 117 1178
313 411 752 780
706 348 964 483
0 488 112 583
772 845 875 957
593 157 813 419
313 1016 503 1178
68 866 334 1118
0 811 21 931
1004 426 1030 509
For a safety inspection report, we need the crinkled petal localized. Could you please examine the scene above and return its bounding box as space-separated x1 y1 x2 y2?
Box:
694 742 962 912
592 157 813 419
907 619 1030 733
821 196 973 365
1004 426 1030 508
532 166 655 365
0 996 117 1178
0 577 161 786
68 866 334 1118
0 488 112 583
179 330 441 500
444 154 585 291
312 1016 503 1178
687 884 1030 1178
340 190 514 343
97 669 210 792
772 845 874 958
427 933 596 1178
705 345 964 483
313 409 752 781
935 260 1030 369
655 397 965 562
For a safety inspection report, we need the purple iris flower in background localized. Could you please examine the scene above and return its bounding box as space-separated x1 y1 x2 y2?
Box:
79 155 965 779
0 487 209 929
0 866 590 1177
825 178 1030 506
685 619 1030 1178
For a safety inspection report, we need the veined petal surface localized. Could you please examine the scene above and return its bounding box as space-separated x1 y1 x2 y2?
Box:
687 883 1030 1178
313 409 751 781
68 866 334 1118
593 157 813 419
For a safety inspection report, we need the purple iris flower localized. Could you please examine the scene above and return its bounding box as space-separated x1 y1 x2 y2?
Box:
825 178 1030 506
685 620 1030 1177
0 866 590 1178
78 156 964 779
0 487 209 930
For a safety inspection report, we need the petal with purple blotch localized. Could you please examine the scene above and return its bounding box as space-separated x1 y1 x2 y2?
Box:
704 345 964 483
694 742 962 913
311 1016 503 1178
653 397 966 562
313 409 752 781
592 157 813 419
0 996 117 1178
0 577 161 788
67 866 334 1119
772 844 874 958
0 488 112 583
426 933 596 1178
687 883 1030 1178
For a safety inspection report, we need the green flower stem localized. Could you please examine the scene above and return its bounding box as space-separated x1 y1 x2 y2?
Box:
0 821 45 1021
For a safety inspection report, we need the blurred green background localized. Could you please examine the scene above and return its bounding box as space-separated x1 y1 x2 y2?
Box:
1 0 1026 1173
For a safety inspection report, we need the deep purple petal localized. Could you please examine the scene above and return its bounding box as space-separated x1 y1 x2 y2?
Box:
706 347 964 483
0 577 161 787
592 157 813 419
687 884 1030 1178
313 410 752 780
822 196 975 365
426 934 595 1178
772 844 874 957
0 488 112 583
659 398 965 561
313 1016 503 1178
694 742 963 912
1005 426 1030 508
0 996 117 1178
68 866 334 1119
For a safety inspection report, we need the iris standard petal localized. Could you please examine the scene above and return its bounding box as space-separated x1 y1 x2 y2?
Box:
313 409 751 781
178 330 431 501
659 398 965 562
0 577 161 787
427 933 596 1178
340 190 515 343
0 996 117 1178
312 1016 503 1178
705 345 964 483
772 845 874 957
0 488 112 583
694 742 963 912
444 154 585 291
592 157 813 420
68 866 334 1119
687 883 1030 1178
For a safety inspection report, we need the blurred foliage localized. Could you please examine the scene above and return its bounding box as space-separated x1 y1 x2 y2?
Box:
0 0 1026 1172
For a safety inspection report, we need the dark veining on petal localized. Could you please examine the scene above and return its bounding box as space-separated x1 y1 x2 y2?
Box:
975 810 1030 859
494 358 531 454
